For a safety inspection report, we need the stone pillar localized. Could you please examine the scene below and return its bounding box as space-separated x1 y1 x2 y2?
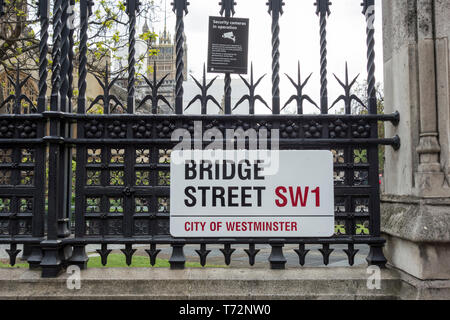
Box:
435 0 450 189
382 0 450 280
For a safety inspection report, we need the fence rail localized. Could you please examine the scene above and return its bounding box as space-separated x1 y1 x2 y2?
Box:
0 0 399 277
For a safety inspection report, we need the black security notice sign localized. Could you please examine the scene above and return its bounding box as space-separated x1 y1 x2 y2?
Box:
207 16 249 74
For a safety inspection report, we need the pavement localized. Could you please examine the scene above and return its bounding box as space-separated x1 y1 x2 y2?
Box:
0 266 406 300
0 243 370 268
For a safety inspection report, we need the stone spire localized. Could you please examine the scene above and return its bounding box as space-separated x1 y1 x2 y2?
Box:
142 20 149 33
160 0 171 44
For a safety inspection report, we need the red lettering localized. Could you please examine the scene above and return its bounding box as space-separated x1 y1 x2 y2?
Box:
292 222 298 231
184 222 206 232
311 187 320 207
275 186 288 207
289 186 309 207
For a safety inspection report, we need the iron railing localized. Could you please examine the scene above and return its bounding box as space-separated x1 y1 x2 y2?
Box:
0 0 400 277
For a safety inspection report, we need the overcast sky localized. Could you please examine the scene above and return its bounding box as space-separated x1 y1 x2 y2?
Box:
146 0 383 114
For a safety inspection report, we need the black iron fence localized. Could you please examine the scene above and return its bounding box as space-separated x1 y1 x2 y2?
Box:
0 0 399 277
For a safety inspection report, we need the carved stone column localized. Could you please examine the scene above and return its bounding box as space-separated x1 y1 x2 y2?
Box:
414 0 448 197
382 0 450 283
435 0 450 192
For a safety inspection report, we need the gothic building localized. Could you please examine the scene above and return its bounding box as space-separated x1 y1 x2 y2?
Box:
142 20 188 114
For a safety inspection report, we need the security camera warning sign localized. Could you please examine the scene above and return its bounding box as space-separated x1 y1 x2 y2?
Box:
170 150 335 238
207 16 249 74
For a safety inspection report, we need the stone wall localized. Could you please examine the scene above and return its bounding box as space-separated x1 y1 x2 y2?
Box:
382 0 450 281
435 0 450 183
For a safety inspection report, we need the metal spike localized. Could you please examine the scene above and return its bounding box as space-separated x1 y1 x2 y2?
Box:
185 63 220 114
219 0 236 17
121 244 136 266
361 0 374 15
343 244 359 266
145 244 161 266
195 243 211 267
314 0 331 16
330 63 365 113
138 61 172 113
90 64 124 114
220 244 235 266
96 243 112 266
294 244 310 266
244 244 260 266
283 61 318 114
235 63 269 114
6 244 21 266
319 244 334 265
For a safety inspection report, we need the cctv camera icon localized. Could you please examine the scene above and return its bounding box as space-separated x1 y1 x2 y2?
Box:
222 31 236 43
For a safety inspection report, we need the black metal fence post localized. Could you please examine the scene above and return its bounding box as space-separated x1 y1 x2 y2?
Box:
76 0 92 118
169 243 186 270
57 0 72 267
269 242 287 269
126 0 139 114
66 0 75 247
60 0 70 113
315 0 331 114
267 0 284 115
61 0 74 266
37 0 49 115
40 0 65 278
68 0 75 114
124 0 140 245
172 0 189 114
27 0 50 269
362 0 387 268
69 0 93 269
267 0 286 268
219 0 236 114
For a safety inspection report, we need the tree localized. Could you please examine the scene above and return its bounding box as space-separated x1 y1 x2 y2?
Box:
0 0 159 83
351 81 385 172
0 0 36 69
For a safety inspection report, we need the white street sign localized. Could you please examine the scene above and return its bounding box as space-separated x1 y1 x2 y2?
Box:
170 150 334 237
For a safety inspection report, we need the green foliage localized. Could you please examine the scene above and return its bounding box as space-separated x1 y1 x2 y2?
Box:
87 254 225 268
353 149 368 164
351 81 385 173
334 224 370 236
0 254 225 268
0 261 29 268
0 0 159 79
